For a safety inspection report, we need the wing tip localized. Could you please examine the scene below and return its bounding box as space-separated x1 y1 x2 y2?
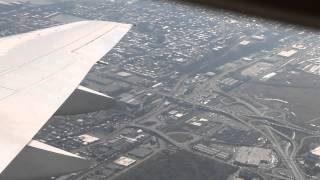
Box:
75 20 132 30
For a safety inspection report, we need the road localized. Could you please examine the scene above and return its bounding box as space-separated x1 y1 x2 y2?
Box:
158 93 306 179
126 123 238 167
264 126 304 180
126 124 188 150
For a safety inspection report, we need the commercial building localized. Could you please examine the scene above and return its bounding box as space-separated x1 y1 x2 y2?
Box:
235 147 273 167
114 156 136 167
311 146 320 157
307 146 320 162
278 49 297 57
78 134 100 145
193 144 231 160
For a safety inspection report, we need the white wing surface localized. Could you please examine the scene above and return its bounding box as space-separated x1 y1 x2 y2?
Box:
0 21 131 173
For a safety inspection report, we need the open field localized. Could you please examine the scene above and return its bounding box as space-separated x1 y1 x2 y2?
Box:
114 150 238 180
238 71 320 124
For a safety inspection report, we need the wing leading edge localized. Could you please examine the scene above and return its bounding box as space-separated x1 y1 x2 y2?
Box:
0 21 131 173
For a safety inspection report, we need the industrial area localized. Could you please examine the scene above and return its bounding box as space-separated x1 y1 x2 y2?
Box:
1 0 320 180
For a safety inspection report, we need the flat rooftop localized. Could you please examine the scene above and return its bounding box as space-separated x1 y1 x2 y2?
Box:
311 146 320 156
114 156 136 167
235 147 272 166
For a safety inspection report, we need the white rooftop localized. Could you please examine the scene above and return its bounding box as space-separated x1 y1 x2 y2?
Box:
78 134 100 145
190 122 202 126
199 118 208 122
169 110 178 115
175 113 184 118
278 49 297 57
117 71 132 77
311 146 320 156
114 156 136 167
240 40 250 46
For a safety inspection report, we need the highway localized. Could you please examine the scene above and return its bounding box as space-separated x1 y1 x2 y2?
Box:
264 126 304 180
126 124 188 150
158 92 306 179
125 123 238 167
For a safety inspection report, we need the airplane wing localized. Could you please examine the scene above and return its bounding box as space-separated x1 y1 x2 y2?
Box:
0 21 131 173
